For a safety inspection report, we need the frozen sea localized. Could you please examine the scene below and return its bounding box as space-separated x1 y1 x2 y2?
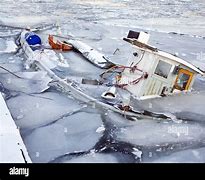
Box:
0 0 205 163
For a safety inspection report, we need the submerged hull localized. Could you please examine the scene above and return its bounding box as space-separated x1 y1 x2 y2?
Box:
19 31 174 121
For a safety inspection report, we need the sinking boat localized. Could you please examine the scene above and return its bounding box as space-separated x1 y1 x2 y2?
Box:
18 28 204 121
18 29 171 120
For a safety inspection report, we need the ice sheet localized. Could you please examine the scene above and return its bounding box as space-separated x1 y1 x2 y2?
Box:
23 112 103 162
6 92 83 130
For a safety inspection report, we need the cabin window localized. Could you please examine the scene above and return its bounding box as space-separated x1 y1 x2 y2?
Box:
174 69 194 91
154 60 172 78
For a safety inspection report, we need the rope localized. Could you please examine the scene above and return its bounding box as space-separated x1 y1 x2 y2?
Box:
134 50 145 66
116 72 148 89
101 64 143 75
100 63 148 89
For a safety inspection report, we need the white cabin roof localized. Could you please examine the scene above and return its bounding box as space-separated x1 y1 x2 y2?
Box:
157 50 204 75
124 38 204 75
156 50 204 75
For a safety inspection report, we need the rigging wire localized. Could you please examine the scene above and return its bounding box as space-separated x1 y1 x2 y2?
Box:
0 65 22 78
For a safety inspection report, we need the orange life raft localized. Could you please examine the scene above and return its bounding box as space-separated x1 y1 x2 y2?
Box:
48 35 72 51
